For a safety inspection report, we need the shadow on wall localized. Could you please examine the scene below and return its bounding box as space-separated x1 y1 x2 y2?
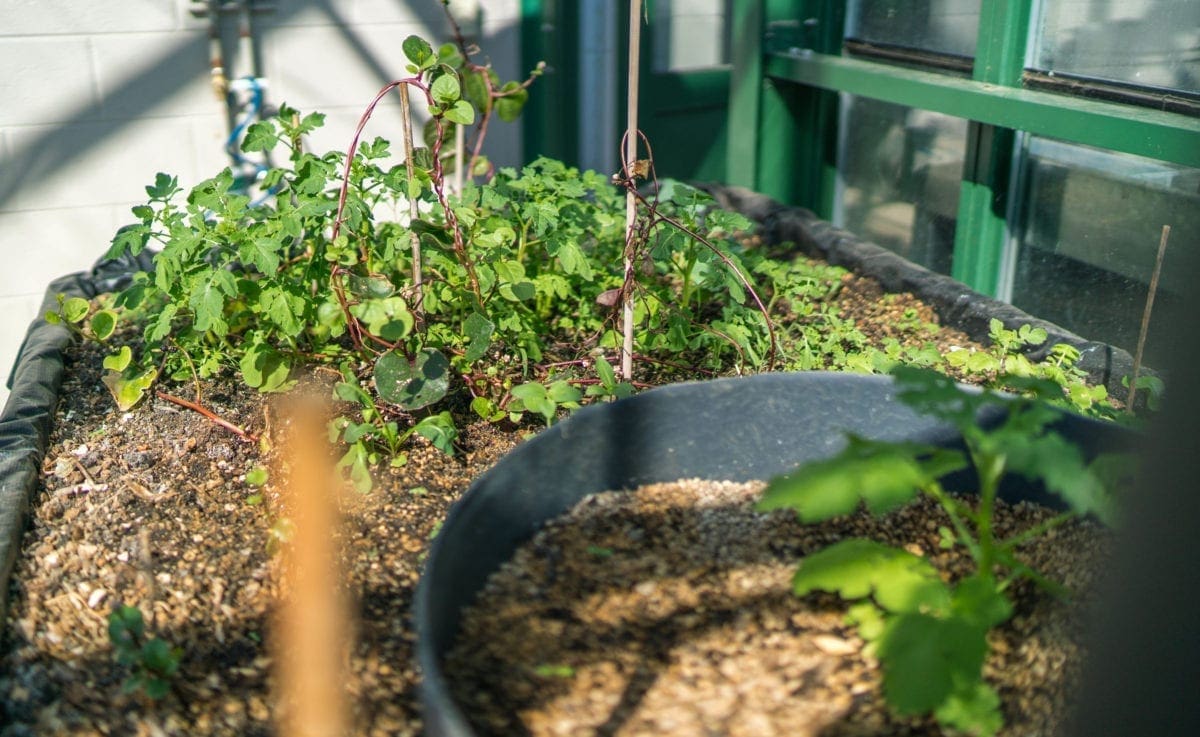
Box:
0 0 517 214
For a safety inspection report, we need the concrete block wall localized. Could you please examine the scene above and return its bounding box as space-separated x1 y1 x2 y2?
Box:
0 0 523 409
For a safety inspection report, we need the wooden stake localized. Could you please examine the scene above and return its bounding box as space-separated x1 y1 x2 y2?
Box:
274 398 351 737
621 0 643 382
1127 224 1171 412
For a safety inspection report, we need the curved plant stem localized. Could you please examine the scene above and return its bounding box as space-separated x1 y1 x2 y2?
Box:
156 391 258 443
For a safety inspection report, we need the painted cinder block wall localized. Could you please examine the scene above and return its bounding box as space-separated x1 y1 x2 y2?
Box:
0 0 523 409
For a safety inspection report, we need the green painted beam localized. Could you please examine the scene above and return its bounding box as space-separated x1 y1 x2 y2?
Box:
764 52 1200 168
726 0 764 188
951 0 1032 294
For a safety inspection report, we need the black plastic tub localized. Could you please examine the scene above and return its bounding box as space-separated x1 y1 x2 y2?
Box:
413 372 1136 737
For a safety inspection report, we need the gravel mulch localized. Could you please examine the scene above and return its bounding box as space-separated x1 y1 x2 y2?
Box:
446 480 1111 737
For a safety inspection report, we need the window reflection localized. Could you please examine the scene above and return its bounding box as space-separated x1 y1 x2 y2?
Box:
835 95 968 275
651 0 731 73
1034 0 1200 94
1007 138 1200 368
845 0 981 58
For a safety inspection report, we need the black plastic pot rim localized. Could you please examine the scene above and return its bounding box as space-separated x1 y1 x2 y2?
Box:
413 371 1134 737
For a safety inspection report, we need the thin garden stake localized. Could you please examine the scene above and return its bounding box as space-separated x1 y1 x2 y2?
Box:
274 398 350 737
1127 224 1171 412
399 83 425 324
621 0 643 381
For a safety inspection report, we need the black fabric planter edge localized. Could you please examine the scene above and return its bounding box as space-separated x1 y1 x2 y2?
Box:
702 184 1139 400
0 256 146 626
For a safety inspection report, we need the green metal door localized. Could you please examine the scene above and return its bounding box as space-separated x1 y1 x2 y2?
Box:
522 1 731 181
631 1 732 181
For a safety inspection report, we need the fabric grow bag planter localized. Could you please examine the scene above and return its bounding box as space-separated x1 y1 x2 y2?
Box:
414 372 1135 737
0 256 145 624
703 185 1141 399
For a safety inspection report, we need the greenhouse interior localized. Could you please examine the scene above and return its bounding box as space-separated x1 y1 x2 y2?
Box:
1 1 1198 736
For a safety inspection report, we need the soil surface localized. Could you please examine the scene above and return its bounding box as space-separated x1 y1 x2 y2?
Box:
0 268 1012 736
446 480 1110 737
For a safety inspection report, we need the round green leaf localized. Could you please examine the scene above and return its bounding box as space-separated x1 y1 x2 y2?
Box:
402 35 434 67
443 100 475 126
431 73 461 105
90 309 118 341
103 345 133 372
62 296 90 324
374 348 450 410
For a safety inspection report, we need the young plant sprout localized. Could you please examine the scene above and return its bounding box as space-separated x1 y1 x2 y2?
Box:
759 366 1134 736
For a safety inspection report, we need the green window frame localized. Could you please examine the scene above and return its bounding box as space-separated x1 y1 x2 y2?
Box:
728 0 1200 296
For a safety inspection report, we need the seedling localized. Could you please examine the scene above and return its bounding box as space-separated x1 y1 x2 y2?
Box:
759 366 1131 735
107 604 182 700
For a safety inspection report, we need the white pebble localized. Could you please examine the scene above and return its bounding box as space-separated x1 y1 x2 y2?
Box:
87 589 108 609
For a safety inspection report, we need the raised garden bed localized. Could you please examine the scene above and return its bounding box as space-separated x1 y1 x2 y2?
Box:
0 205 1139 736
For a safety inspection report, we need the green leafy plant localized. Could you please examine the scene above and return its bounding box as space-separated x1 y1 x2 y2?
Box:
44 293 119 343
107 604 182 700
947 319 1110 416
758 366 1131 735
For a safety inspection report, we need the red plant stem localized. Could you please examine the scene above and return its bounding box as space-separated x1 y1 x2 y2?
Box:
156 391 258 443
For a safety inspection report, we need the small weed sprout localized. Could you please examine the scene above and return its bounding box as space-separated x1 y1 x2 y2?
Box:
759 366 1133 736
107 604 182 700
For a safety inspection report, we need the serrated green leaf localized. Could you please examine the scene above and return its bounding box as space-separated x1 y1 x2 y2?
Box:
555 239 594 280
791 538 951 615
510 382 555 423
108 223 151 259
336 444 373 494
189 270 237 336
759 436 961 521
241 121 278 153
374 348 449 410
950 574 1012 629
934 681 1003 737
876 612 989 716
240 237 283 275
463 312 495 363
145 172 180 200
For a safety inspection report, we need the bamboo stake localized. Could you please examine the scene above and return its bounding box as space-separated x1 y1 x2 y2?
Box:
274 398 350 737
621 0 643 381
399 84 425 324
1126 224 1171 412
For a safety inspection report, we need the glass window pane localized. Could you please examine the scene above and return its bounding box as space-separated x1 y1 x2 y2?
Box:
845 0 982 58
835 95 968 275
651 0 731 73
1008 138 1200 369
1033 1 1200 94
